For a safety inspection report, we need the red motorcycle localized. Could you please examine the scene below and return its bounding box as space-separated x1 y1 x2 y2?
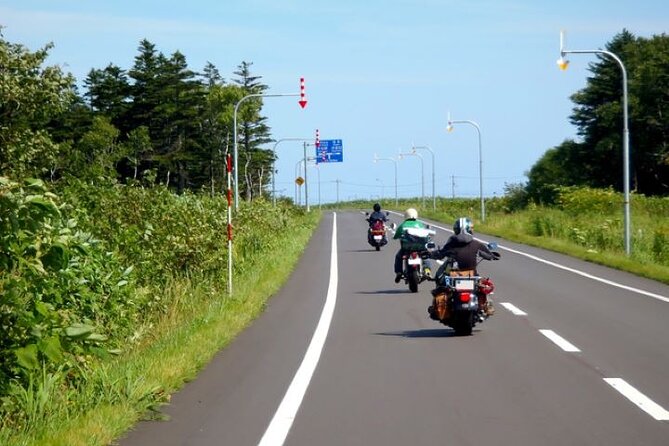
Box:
365 212 390 251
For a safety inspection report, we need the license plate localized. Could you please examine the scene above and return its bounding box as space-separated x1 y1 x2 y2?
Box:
455 279 475 291
373 235 383 241
408 258 421 266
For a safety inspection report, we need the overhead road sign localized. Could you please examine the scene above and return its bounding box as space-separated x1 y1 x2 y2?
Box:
316 139 343 163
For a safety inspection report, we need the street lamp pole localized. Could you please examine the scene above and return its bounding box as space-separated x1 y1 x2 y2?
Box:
412 144 436 210
233 92 299 210
374 155 398 206
447 119 485 222
271 137 310 206
399 151 425 207
557 31 631 255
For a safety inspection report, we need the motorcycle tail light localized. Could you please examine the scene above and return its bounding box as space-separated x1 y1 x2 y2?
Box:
459 292 471 302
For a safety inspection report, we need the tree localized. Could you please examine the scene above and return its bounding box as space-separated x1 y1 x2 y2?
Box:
84 64 131 130
232 61 273 200
526 30 669 198
0 33 76 179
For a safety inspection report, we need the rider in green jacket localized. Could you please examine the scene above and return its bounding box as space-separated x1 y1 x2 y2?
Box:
393 208 428 282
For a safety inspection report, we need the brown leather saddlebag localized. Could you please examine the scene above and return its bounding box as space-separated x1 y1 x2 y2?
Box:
449 269 475 277
433 292 449 321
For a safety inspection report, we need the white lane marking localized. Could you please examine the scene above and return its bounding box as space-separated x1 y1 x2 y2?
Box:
539 329 581 352
499 245 669 304
500 302 528 316
258 213 339 446
393 211 669 304
604 378 669 421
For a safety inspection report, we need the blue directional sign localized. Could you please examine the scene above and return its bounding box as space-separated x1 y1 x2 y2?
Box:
315 139 343 164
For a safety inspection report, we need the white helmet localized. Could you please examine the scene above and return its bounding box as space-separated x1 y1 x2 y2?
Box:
405 208 418 219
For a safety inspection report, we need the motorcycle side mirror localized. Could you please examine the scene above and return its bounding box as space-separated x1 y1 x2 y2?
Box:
492 251 501 260
365 212 369 216
426 241 437 250
385 211 389 216
425 224 431 229
391 223 397 230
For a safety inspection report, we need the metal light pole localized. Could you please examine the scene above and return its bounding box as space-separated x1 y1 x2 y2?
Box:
233 92 299 210
373 155 398 206
412 144 436 210
447 118 485 222
557 30 631 255
399 150 425 206
310 162 321 209
272 137 310 206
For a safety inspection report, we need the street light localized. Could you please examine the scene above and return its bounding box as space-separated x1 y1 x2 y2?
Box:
233 92 299 210
447 117 485 222
373 154 398 206
310 162 321 209
558 30 632 255
399 150 425 207
412 144 436 210
271 137 310 206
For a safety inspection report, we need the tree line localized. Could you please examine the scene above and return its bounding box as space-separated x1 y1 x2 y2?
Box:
1 33 273 198
521 30 669 204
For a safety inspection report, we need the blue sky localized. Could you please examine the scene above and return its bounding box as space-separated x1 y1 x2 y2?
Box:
2 1 668 203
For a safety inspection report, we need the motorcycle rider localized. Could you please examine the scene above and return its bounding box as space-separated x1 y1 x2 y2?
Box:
393 208 429 283
431 217 497 314
367 203 388 227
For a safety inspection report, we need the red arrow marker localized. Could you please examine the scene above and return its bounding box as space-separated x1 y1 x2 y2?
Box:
299 77 307 108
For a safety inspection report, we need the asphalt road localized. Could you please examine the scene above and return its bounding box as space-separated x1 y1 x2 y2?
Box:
119 211 669 446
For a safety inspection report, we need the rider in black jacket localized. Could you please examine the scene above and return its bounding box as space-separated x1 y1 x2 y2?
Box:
367 203 388 226
432 217 495 273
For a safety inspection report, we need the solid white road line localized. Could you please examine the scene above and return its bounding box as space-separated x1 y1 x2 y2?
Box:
603 378 669 421
499 245 669 304
500 302 528 316
539 329 581 352
258 213 339 446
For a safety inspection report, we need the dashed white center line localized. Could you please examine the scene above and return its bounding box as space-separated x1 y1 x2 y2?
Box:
539 329 581 352
500 302 527 316
604 378 669 421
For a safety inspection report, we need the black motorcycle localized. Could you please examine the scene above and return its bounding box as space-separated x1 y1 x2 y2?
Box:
428 243 501 335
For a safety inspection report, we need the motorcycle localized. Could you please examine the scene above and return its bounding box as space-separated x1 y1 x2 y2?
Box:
428 243 501 335
399 226 437 293
365 212 391 251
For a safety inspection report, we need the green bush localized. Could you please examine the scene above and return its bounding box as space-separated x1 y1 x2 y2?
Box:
0 178 136 395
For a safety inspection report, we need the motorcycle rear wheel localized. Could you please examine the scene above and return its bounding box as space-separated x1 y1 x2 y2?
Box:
453 312 474 336
408 269 419 293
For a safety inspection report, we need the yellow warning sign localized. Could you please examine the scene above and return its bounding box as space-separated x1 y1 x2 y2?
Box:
295 176 304 186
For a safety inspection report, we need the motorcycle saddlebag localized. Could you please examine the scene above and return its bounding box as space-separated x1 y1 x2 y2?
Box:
429 288 450 321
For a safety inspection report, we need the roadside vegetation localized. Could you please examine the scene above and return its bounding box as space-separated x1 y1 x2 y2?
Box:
0 178 320 445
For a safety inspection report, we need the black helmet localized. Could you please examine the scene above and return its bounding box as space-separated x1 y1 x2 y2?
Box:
373 203 381 212
453 217 473 235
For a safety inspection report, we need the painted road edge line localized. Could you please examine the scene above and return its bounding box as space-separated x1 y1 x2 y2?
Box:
539 329 581 352
393 211 669 305
258 212 339 446
500 302 528 316
604 378 669 421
